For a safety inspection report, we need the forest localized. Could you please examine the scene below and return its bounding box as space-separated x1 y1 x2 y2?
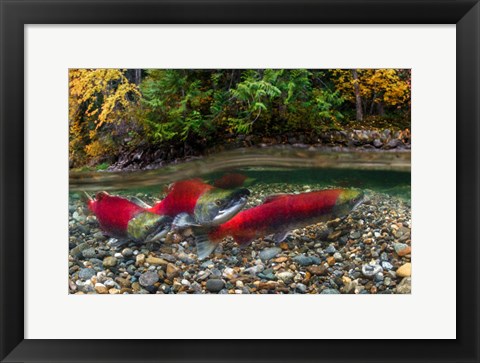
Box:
69 69 411 169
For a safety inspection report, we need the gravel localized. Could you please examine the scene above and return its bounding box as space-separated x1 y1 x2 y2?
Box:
69 183 411 294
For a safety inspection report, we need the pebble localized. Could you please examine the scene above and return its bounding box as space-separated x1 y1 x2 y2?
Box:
166 263 180 279
362 263 382 277
276 271 294 283
104 279 117 288
78 268 96 280
136 254 146 266
116 277 131 288
191 282 202 293
325 245 337 254
68 279 77 291
181 279 191 287
397 246 411 256
103 256 117 268
321 288 340 294
259 247 282 261
374 272 384 282
373 139 383 148
327 230 342 240
244 265 265 275
295 283 307 294
122 248 133 257
206 279 225 293
292 255 321 266
196 271 210 281
394 243 410 256
200 260 214 268
211 268 222 277
94 283 108 294
146 256 168 266
160 253 177 262
396 277 411 294
333 252 343 261
139 271 159 287
178 253 195 265
343 280 358 294
72 211 83 221
279 242 289 250
396 263 411 277
307 265 327 276
82 248 97 259
381 261 393 270
257 281 277 290
350 231 361 239
222 267 236 279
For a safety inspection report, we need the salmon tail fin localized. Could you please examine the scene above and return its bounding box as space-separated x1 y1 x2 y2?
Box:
81 191 93 203
194 228 217 260
81 191 95 211
128 196 152 209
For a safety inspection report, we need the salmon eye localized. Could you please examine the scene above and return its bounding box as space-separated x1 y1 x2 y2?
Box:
215 199 222 206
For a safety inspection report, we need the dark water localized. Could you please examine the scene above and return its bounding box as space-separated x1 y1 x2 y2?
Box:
69 148 410 201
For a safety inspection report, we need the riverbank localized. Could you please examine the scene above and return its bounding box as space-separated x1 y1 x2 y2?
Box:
68 182 412 294
71 128 410 173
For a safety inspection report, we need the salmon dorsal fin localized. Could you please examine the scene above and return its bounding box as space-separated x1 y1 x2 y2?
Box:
263 194 289 204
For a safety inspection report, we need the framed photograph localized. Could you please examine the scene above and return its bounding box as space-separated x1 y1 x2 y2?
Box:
1 1 478 362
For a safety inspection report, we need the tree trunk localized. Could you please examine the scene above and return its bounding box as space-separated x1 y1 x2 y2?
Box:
376 101 385 116
369 91 377 115
352 69 363 121
134 69 141 85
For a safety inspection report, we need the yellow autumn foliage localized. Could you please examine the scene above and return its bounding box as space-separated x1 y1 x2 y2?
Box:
332 69 410 107
69 69 141 164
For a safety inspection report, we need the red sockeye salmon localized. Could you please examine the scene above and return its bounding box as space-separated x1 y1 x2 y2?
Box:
192 189 364 259
86 191 172 245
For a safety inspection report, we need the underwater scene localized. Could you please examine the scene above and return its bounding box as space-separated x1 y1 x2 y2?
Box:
69 69 411 294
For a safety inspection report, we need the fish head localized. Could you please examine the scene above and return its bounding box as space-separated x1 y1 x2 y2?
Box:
127 212 173 243
194 187 250 225
335 189 365 214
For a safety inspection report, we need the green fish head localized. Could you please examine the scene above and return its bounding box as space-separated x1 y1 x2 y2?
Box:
194 188 250 225
127 212 173 243
335 189 365 214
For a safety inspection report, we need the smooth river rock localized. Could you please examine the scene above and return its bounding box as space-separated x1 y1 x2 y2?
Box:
139 271 159 287
259 247 282 261
396 263 411 277
103 256 118 268
206 279 225 293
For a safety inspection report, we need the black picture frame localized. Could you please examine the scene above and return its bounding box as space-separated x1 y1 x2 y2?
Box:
1 1 478 362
